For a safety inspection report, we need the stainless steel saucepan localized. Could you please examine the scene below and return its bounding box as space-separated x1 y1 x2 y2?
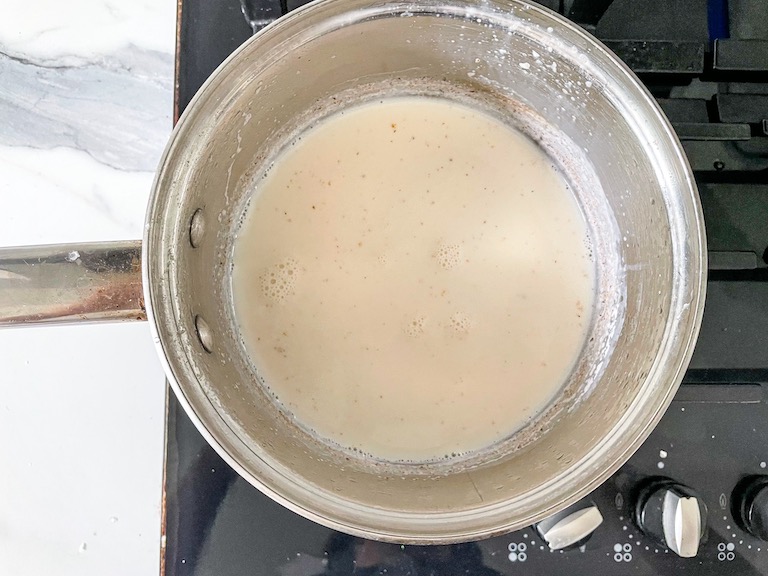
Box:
0 0 705 543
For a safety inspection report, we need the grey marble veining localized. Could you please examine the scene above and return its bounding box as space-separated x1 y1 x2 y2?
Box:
0 46 173 172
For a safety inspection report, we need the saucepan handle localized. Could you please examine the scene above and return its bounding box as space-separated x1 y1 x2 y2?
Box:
0 241 145 326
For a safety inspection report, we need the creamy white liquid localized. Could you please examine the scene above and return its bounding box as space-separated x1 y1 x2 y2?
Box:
232 97 594 462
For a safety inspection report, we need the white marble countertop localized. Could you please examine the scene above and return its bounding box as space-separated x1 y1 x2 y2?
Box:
0 1 176 574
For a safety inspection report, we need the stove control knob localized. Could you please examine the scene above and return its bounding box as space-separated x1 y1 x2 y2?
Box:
734 476 768 541
635 480 707 558
535 502 603 550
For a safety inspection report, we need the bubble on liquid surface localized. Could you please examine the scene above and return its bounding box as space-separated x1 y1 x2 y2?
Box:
260 258 300 303
447 312 472 336
434 242 463 269
405 315 427 337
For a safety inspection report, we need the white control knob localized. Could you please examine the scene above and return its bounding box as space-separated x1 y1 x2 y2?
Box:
635 480 707 558
535 503 604 551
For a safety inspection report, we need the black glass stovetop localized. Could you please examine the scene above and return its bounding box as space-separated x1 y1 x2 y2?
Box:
164 1 768 574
